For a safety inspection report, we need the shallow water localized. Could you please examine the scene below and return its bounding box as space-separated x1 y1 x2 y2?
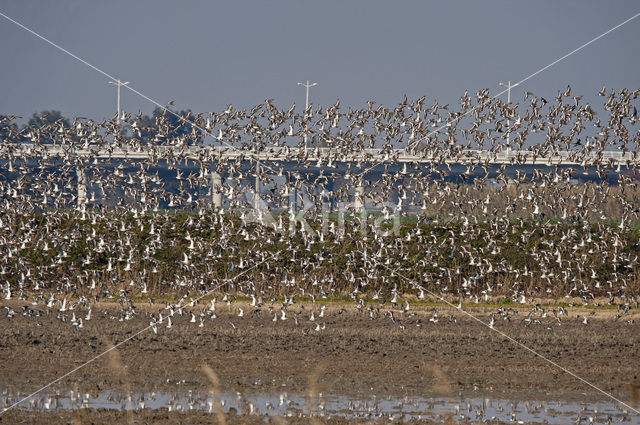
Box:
1 387 635 423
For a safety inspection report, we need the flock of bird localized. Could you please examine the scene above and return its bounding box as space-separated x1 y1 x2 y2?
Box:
0 87 638 337
0 85 638 213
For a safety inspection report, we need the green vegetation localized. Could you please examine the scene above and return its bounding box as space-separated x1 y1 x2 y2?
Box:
2 207 638 303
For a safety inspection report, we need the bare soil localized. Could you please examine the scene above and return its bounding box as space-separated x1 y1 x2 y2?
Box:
0 300 639 423
0 410 502 425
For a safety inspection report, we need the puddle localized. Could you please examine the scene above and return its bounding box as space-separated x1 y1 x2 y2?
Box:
1 388 635 423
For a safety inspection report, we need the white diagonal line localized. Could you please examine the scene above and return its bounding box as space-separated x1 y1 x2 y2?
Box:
0 10 279 175
364 251 640 416
357 10 640 177
0 252 278 414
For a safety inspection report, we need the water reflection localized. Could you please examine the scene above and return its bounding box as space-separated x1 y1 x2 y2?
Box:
1 387 634 423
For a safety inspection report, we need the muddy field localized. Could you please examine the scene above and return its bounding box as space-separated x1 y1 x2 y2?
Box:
0 410 504 425
0 300 639 423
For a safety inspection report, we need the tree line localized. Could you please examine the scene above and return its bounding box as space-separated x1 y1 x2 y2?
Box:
0 107 196 143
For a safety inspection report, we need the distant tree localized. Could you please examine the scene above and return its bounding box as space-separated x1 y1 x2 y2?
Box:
130 113 156 142
27 110 70 129
125 108 203 144
0 115 20 141
152 107 198 143
23 110 72 143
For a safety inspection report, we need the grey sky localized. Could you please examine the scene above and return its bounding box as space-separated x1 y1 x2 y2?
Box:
1 1 639 123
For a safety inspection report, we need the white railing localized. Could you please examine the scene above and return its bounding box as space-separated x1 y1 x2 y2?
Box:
1 143 638 165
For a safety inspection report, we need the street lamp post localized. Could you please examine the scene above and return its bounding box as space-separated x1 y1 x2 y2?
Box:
108 79 130 125
297 80 317 150
498 81 517 153
297 80 318 111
